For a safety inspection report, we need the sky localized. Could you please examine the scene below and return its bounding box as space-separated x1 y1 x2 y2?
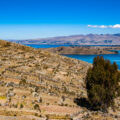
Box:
0 0 120 40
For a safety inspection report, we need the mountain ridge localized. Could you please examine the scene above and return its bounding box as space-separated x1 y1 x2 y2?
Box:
9 33 120 45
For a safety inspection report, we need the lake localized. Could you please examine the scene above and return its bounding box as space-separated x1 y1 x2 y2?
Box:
24 44 70 48
64 54 120 69
24 44 120 69
24 44 115 48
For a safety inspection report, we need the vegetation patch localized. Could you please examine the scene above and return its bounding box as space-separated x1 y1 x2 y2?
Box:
85 56 120 111
46 114 72 120
0 96 6 100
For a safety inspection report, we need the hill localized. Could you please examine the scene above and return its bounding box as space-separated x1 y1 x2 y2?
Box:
0 40 119 120
0 40 90 119
10 34 120 45
40 46 118 55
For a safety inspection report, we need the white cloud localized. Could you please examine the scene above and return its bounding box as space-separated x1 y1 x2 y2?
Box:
111 24 120 28
99 25 107 28
88 24 120 28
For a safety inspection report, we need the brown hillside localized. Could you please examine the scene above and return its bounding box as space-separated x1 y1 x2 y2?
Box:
0 40 93 119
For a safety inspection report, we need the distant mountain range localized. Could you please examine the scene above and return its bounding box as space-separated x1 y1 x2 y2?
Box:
9 33 120 45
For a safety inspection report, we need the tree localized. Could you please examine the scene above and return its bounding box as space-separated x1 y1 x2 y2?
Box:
86 56 120 112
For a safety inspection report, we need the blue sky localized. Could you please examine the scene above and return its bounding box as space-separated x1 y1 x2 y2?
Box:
0 0 120 39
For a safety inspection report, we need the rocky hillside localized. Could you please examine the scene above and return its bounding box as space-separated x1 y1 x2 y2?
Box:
10 33 120 45
0 40 119 120
0 40 91 119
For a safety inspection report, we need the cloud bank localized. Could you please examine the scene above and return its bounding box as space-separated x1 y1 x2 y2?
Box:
88 24 120 28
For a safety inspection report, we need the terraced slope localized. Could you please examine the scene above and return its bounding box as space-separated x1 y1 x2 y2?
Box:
0 40 92 119
0 40 91 96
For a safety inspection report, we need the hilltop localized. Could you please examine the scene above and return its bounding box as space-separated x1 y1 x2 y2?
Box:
10 33 120 45
0 40 119 120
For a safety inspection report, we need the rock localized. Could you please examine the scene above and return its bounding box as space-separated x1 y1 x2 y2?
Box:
5 82 14 87
0 81 4 86
22 95 26 99
32 92 39 97
7 92 15 97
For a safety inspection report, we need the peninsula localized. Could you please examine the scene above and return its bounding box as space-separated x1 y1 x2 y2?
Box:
40 46 120 55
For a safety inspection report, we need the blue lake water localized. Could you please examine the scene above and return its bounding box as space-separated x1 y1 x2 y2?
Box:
24 44 115 48
64 54 120 69
24 44 70 48
24 44 120 69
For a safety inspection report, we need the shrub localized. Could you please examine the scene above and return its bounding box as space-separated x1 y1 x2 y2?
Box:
20 104 24 108
3 42 11 47
19 79 26 85
34 104 40 111
34 113 38 116
14 104 18 108
34 86 39 92
86 56 120 111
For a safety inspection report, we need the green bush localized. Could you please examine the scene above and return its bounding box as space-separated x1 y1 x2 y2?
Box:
20 104 24 108
86 56 120 111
